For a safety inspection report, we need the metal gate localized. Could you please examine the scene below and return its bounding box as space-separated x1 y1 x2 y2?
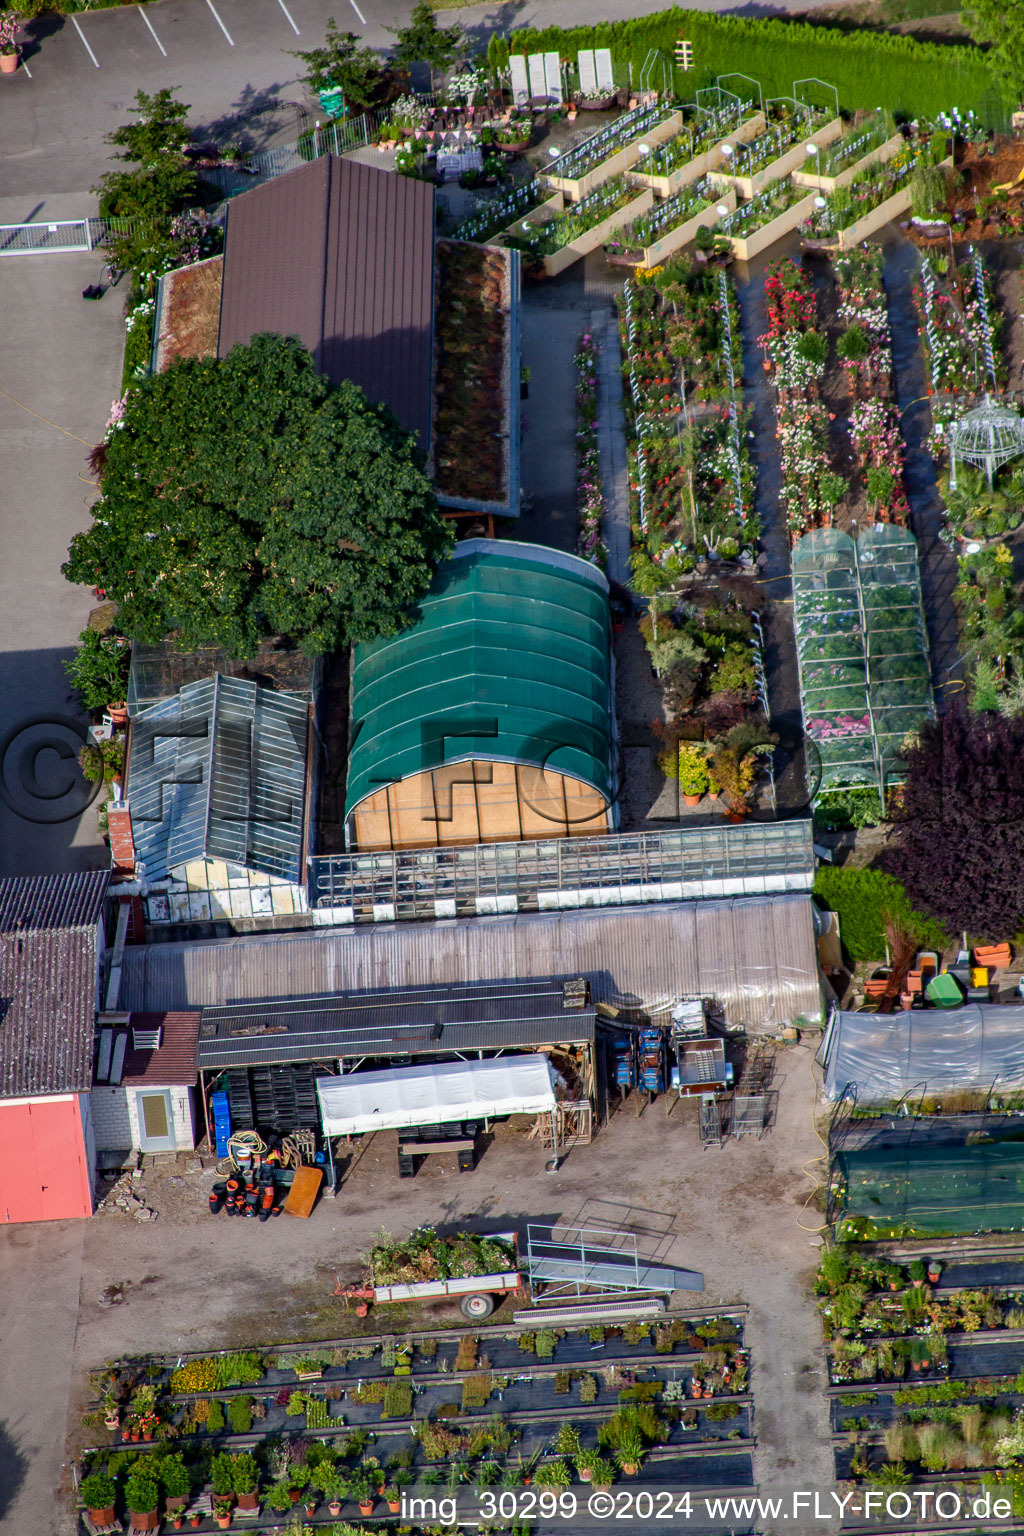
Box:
0 215 147 257
0 219 92 255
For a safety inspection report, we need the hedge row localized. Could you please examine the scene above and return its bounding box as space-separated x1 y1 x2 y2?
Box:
487 8 1008 130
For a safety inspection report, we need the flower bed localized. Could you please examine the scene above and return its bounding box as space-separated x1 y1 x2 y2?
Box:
432 241 511 506
574 331 608 569
799 132 949 245
813 114 894 180
759 258 834 538
717 104 830 184
632 104 763 191
619 261 754 573
453 178 550 244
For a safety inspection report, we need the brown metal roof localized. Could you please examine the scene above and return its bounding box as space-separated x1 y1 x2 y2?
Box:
118 1013 201 1087
218 156 435 446
0 872 108 1098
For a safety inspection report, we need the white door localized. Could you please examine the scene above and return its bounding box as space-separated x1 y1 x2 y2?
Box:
136 1090 176 1153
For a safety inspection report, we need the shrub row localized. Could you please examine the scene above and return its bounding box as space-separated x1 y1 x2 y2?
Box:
487 8 1008 130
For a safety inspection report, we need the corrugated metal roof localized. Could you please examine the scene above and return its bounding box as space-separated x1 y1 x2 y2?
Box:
0 870 109 933
197 978 594 1067
347 542 612 817
0 872 108 1098
94 1012 201 1087
118 896 822 1033
218 156 435 445
127 674 308 882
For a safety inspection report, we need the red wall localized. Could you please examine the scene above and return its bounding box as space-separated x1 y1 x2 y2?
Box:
0 1096 93 1223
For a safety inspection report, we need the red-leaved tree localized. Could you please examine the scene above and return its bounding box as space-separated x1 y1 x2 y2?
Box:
884 705 1024 940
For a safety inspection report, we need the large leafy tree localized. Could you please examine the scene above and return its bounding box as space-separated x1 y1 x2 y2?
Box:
65 335 453 657
884 704 1024 939
291 19 387 108
389 1 465 88
93 88 197 223
962 0 1024 104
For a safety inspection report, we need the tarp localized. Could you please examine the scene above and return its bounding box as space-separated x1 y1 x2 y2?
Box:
316 1056 557 1136
820 1003 1024 1104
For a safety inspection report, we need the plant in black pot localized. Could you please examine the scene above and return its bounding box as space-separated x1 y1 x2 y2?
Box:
80 1472 118 1525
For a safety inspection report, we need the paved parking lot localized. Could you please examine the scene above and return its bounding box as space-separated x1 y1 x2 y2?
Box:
0 239 123 874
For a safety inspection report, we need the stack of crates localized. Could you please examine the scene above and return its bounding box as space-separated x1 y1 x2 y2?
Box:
639 1026 666 1094
611 1033 636 1090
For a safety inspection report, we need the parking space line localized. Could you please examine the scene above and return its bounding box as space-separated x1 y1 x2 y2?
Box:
71 16 100 67
204 0 234 45
274 0 300 33
137 5 167 55
347 0 366 22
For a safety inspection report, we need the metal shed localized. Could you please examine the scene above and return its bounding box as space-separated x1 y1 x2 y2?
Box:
347 540 613 851
118 894 822 1033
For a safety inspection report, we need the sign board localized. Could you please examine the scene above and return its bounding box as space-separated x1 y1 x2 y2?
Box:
509 54 530 107
527 52 548 101
674 40 693 71
595 48 615 93
544 51 563 103
578 49 597 96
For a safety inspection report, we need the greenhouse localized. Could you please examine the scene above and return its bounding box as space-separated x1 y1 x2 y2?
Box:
792 527 933 796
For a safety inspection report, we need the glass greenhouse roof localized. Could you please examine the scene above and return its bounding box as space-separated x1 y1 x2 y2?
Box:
792 527 934 796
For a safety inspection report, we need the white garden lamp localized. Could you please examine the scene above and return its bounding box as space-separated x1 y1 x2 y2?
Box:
804 139 821 194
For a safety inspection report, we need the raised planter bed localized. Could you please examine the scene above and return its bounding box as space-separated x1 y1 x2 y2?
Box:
834 156 953 248
545 109 681 202
791 131 903 195
725 189 819 262
543 187 654 276
709 117 842 199
635 187 737 269
630 112 765 198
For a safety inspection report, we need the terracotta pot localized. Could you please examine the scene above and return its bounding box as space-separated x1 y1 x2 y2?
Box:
594 1483 613 1493
173 1519 184 1530
579 1469 594 1483
167 1497 188 1512
328 1502 343 1517
359 1500 375 1516
130 1513 159 1532
622 1463 639 1476
683 792 702 806
103 1413 119 1430
388 1500 402 1513
236 1493 260 1512
190 1518 202 1528
304 1503 317 1517
725 808 748 823
0 50 18 73
86 1509 116 1526
288 1489 302 1504
216 1517 232 1530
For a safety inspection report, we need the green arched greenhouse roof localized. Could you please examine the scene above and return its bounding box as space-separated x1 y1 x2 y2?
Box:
346 541 612 818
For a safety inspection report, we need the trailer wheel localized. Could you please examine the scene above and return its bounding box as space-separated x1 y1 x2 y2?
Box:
460 1292 495 1319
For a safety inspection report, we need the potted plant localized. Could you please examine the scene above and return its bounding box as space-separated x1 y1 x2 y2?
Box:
80 1472 118 1526
590 1457 615 1493
267 1481 294 1514
709 724 778 820
615 1433 645 1477
383 1482 402 1513
211 1452 236 1507
125 1471 161 1532
287 1462 310 1502
231 1453 260 1513
0 12 20 73
322 1470 348 1517
671 741 710 806
576 1450 598 1483
927 1259 943 1284
533 1459 572 1489
349 1470 375 1516
101 1392 120 1431
910 1260 927 1287
161 1455 191 1512
214 1498 233 1529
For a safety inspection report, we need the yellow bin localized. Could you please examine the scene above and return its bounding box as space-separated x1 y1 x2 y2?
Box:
970 965 989 988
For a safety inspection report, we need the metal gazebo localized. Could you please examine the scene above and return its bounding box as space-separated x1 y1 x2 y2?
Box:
949 394 1024 490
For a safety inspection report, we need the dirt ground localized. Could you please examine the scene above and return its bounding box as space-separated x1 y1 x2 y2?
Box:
0 1042 835 1536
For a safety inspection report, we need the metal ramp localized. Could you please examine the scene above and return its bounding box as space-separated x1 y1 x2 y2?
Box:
732 1094 766 1140
525 1223 703 1296
700 1094 723 1150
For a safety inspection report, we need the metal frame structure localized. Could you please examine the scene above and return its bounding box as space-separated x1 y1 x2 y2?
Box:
523 1222 703 1296
715 73 763 116
793 77 839 122
308 819 814 921
949 393 1024 490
